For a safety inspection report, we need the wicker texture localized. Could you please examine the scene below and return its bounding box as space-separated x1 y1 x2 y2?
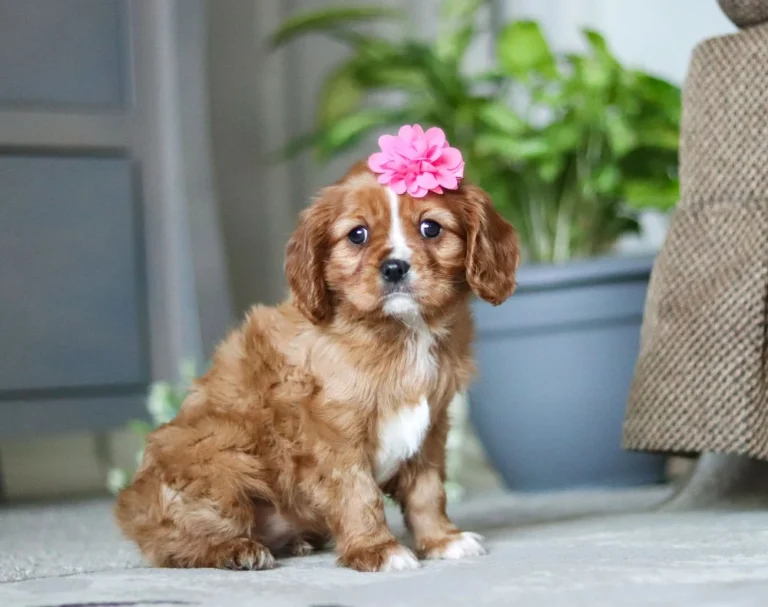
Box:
718 0 768 28
623 24 768 458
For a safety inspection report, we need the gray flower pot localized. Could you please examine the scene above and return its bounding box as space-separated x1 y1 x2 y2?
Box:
469 254 665 491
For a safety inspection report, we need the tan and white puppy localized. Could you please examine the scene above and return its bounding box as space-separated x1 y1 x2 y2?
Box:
115 160 519 572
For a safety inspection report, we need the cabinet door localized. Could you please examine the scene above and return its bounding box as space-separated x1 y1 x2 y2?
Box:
0 0 127 108
0 155 147 391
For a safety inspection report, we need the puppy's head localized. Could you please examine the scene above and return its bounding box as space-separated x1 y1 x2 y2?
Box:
285 161 519 325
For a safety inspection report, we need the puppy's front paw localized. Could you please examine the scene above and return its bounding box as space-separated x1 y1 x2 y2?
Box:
210 538 276 570
422 531 487 560
279 537 314 557
381 545 421 572
339 542 421 573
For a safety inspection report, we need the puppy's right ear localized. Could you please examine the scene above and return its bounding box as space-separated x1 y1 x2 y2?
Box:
284 189 334 324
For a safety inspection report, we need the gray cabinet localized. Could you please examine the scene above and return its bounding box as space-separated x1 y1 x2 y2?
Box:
0 156 147 393
0 0 128 108
0 0 232 436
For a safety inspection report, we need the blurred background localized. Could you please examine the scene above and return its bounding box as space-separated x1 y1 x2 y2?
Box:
0 0 735 502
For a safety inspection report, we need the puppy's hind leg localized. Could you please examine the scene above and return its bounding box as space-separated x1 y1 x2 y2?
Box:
115 420 279 570
116 470 277 570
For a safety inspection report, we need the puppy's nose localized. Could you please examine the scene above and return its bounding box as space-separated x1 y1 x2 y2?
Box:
380 258 410 283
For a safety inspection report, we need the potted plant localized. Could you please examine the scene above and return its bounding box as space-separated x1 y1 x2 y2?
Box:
272 1 680 490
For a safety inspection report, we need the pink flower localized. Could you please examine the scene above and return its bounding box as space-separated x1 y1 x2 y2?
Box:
368 125 465 198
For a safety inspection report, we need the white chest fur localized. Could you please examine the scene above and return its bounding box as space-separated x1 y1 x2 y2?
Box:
405 317 437 383
375 396 431 483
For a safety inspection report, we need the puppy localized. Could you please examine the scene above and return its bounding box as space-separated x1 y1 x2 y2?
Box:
115 160 519 572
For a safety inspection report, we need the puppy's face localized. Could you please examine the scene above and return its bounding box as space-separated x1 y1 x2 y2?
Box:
285 162 519 324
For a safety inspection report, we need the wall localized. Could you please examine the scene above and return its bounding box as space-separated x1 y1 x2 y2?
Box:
503 0 735 84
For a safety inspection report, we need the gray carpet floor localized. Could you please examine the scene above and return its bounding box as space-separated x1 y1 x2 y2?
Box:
4 486 768 607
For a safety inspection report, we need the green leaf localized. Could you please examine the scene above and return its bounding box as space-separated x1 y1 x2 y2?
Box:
581 58 613 90
605 111 637 156
351 43 429 91
582 28 618 67
436 24 475 63
128 420 154 436
271 130 327 162
531 85 567 108
497 20 557 79
318 61 364 127
541 121 581 152
440 0 486 20
623 178 679 211
270 6 404 47
350 40 466 104
318 107 422 157
416 43 469 104
359 67 427 91
475 133 550 162
631 72 681 119
471 68 505 84
583 29 609 56
636 125 679 150
436 0 484 62
609 215 642 236
356 37 406 62
538 158 563 182
317 39 429 94
595 164 621 194
477 101 526 135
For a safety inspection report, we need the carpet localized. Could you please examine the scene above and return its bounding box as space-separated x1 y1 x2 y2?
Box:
4 486 768 607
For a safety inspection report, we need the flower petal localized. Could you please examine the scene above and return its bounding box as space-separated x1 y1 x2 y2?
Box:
401 144 420 161
413 136 428 157
398 124 415 142
368 152 390 172
435 171 459 190
409 184 428 198
427 146 443 162
378 135 400 155
424 127 446 149
389 177 407 194
435 147 463 169
417 172 439 189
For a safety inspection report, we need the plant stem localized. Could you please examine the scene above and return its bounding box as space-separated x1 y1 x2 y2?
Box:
552 157 576 262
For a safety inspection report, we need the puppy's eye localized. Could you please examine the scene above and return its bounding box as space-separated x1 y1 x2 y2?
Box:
347 226 368 245
419 220 442 239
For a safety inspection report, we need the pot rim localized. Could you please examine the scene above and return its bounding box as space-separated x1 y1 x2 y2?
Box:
514 253 655 294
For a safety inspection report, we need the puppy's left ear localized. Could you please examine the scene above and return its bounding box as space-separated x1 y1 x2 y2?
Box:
460 184 520 305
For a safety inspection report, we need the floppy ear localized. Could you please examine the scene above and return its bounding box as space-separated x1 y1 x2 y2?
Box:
461 184 520 305
284 193 333 324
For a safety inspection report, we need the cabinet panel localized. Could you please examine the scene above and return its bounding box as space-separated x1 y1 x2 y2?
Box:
0 155 147 392
0 0 127 108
